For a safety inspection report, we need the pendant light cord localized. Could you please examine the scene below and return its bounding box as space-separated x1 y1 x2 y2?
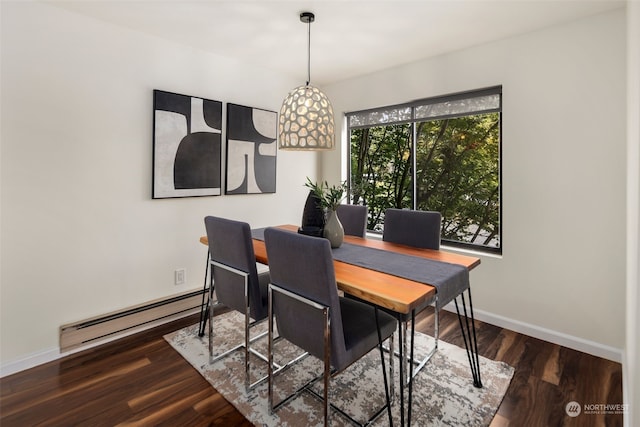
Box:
306 19 311 86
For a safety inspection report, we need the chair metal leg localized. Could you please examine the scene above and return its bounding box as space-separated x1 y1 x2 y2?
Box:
388 296 439 385
244 287 251 390
323 307 330 427
269 287 392 426
268 286 274 412
454 287 483 388
242 278 281 390
298 339 394 427
268 287 311 414
208 262 280 391
408 297 439 380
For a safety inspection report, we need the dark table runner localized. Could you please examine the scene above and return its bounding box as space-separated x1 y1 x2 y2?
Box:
252 228 469 308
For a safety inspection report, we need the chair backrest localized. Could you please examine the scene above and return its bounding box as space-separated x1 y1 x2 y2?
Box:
204 216 267 320
264 227 348 369
336 204 368 238
382 208 441 250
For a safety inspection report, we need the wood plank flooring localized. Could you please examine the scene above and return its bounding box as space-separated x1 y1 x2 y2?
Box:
1 308 623 426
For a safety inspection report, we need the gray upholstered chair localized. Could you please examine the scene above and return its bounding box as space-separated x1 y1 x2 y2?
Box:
204 216 271 390
383 208 442 380
383 208 441 250
336 204 368 238
264 227 396 426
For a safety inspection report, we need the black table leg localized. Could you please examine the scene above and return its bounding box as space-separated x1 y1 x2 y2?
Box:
408 310 415 426
375 307 394 427
454 286 482 388
396 308 417 426
398 315 405 426
198 250 211 337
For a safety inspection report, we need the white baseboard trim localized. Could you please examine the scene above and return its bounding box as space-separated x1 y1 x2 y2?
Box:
441 303 623 363
0 307 200 378
0 346 61 379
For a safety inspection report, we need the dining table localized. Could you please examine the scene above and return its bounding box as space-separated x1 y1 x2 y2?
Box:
199 224 481 426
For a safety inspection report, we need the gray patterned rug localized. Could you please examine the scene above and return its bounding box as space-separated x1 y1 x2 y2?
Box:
165 311 513 426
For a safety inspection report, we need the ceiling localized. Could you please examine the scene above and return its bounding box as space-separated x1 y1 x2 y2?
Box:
47 0 624 86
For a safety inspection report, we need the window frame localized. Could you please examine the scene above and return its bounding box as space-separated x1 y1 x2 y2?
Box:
346 86 502 255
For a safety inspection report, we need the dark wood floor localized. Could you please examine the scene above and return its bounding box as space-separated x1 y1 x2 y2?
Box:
1 308 623 426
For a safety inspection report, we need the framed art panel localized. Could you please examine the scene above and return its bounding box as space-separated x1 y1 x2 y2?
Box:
153 90 222 198
225 103 277 194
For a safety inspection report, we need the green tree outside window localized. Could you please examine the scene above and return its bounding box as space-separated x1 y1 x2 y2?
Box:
348 87 501 253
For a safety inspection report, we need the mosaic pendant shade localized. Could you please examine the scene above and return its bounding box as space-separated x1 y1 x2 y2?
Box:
278 84 335 150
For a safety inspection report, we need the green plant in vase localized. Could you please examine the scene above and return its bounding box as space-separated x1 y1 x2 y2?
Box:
304 177 347 211
304 177 347 248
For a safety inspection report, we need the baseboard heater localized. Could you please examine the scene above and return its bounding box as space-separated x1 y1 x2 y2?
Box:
59 289 205 352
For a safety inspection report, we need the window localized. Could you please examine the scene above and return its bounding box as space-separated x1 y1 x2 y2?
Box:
347 86 501 254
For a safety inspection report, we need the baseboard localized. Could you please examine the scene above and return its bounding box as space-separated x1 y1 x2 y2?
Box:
1 305 201 378
0 346 62 379
442 303 623 363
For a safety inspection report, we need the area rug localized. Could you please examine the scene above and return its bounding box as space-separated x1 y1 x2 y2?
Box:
165 311 514 426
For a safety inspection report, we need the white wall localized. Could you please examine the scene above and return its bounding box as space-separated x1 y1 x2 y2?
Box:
324 9 627 353
0 2 318 368
626 1 640 425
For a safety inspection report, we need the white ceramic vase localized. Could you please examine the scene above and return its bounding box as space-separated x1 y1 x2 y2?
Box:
323 209 344 248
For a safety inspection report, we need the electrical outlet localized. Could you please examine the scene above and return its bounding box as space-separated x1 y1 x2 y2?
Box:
175 268 186 286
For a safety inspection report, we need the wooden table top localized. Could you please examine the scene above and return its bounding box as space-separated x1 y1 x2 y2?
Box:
200 224 480 315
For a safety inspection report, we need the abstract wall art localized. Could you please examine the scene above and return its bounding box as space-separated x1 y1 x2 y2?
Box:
153 90 222 198
225 103 277 195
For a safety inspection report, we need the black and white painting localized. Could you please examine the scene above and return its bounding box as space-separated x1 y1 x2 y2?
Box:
153 90 222 198
225 103 277 194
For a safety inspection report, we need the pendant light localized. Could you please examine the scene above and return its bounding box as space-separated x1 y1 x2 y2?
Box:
278 12 335 150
